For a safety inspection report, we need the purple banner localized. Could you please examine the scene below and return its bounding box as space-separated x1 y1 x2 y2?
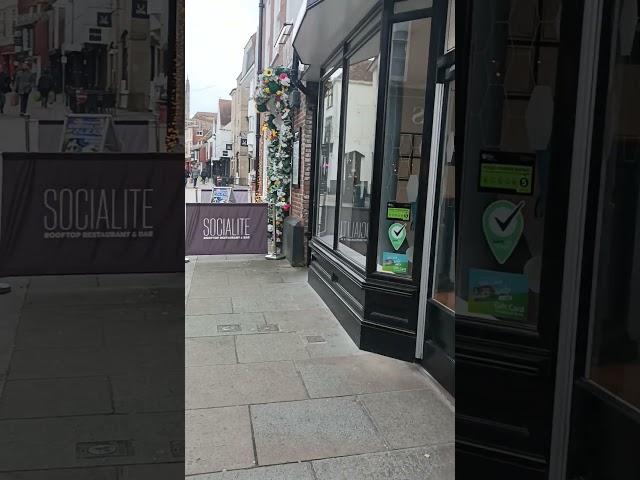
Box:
0 153 184 276
186 203 268 255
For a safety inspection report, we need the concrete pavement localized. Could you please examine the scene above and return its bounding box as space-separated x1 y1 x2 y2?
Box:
185 255 454 479
0 273 184 478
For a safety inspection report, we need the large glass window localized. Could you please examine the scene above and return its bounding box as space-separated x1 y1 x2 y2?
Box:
337 35 380 264
315 68 343 246
376 18 431 277
588 12 640 410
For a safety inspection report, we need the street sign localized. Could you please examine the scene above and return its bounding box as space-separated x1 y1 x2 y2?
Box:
61 55 67 64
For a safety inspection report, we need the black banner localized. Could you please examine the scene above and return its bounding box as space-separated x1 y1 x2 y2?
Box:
185 203 267 256
0 153 184 276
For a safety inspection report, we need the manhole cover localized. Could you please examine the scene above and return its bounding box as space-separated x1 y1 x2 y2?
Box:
258 324 280 333
170 440 184 458
305 335 326 344
217 324 241 333
76 440 133 459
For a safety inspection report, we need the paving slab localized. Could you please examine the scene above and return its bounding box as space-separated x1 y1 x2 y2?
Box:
186 297 233 316
235 333 310 363
311 444 455 480
0 377 112 419
111 370 184 413
186 336 237 366
295 354 431 398
186 406 254 476
0 467 118 479
359 389 454 449
13 317 103 349
188 462 315 480
0 411 182 471
103 315 183 346
246 308 339 334
231 294 323 314
251 396 386 466
186 362 308 409
9 344 182 379
185 313 266 337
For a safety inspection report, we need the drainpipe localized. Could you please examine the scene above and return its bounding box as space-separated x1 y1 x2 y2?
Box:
255 0 265 196
292 51 318 266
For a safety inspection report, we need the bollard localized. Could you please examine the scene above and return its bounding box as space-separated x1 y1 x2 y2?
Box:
265 202 285 260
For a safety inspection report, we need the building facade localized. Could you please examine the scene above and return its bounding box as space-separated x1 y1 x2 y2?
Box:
0 0 17 75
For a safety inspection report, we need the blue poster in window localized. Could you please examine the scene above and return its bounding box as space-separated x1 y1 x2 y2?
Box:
469 269 529 321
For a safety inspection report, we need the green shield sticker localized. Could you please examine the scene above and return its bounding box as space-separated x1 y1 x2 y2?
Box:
482 200 525 264
388 223 407 251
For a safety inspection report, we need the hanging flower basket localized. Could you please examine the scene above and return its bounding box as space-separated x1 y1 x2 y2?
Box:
255 66 295 248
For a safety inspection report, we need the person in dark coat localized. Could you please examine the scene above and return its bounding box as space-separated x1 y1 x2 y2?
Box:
0 63 11 114
13 63 34 116
37 69 53 108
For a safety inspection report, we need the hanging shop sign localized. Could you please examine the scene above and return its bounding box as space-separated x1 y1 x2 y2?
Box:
292 130 301 187
212 187 232 203
388 223 408 251
386 202 411 221
0 153 183 276
478 151 535 195
482 200 525 264
185 203 268 256
132 0 149 19
60 114 120 153
468 269 529 321
97 12 113 27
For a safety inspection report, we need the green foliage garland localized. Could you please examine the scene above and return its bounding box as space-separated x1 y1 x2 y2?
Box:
254 66 294 246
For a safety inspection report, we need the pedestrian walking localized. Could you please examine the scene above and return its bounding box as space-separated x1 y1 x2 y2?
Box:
0 64 11 114
37 69 53 109
13 63 34 116
192 175 198 188
184 170 189 188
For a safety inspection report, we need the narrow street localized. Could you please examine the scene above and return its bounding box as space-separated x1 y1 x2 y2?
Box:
185 255 455 479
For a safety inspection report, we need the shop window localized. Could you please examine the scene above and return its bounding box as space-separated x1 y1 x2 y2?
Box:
588 11 640 410
376 18 431 277
456 0 561 327
431 81 455 310
337 35 380 264
315 67 343 247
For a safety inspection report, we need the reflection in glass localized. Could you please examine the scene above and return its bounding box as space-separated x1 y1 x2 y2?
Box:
376 18 431 276
315 68 343 247
432 82 455 310
337 35 380 264
588 20 640 410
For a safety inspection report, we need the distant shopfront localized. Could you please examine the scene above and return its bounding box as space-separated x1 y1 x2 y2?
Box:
293 0 455 394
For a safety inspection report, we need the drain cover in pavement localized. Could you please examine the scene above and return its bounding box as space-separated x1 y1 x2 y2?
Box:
76 440 133 459
217 324 241 333
170 440 184 458
258 324 280 332
305 335 326 344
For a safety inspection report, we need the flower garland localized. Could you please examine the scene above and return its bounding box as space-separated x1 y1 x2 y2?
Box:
255 66 294 247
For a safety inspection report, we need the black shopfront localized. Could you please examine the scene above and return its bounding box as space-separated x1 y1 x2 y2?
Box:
456 0 640 478
293 0 456 396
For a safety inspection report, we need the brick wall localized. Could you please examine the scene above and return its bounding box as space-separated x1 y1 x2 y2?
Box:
290 93 314 260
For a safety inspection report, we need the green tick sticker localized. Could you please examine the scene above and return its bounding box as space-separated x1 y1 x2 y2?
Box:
482 200 525 264
388 223 407 251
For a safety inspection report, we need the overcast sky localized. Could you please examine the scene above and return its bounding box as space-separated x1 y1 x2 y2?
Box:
186 0 259 115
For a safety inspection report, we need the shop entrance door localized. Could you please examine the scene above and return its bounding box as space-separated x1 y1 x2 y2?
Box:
554 1 640 477
414 0 455 395
416 61 455 395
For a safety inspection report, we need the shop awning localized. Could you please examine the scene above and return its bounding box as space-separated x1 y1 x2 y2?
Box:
292 0 380 81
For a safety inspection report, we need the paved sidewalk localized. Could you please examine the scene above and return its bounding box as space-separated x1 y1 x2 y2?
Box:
0 273 183 478
185 255 454 479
